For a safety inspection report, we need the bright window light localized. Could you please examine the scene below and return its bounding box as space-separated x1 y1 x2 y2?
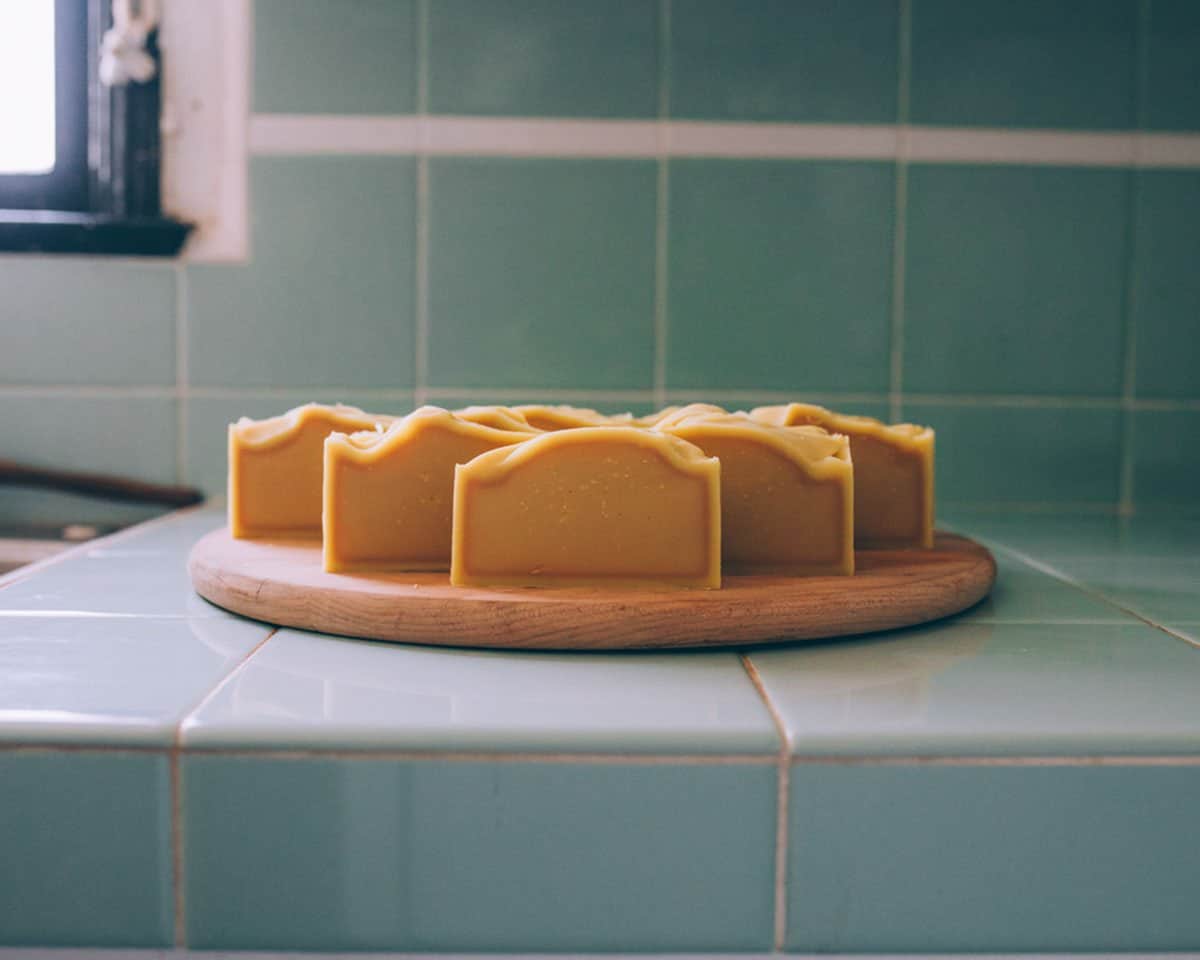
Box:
0 0 56 174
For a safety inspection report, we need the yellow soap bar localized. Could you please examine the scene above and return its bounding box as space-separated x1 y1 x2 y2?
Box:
512 404 634 431
452 405 543 432
641 403 727 428
228 403 393 539
752 403 934 549
323 407 535 572
451 427 721 589
658 409 854 576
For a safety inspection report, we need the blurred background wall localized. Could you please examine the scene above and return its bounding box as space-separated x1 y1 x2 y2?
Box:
2 0 1197 525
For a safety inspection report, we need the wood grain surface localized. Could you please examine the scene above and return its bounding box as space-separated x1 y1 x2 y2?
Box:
189 528 995 650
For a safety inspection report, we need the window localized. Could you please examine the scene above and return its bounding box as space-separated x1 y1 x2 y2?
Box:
0 0 190 256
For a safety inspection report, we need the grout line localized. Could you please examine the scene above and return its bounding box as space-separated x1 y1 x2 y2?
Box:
651 156 669 410
185 386 418 401
174 747 777 765
3 739 1196 765
173 262 189 483
170 749 184 947
1118 0 1152 517
169 624 280 947
175 628 280 739
412 0 431 407
414 0 429 116
939 500 1123 513
790 754 1200 766
904 393 1125 409
0 385 178 398
740 655 792 952
4 384 1197 411
651 0 671 411
422 386 656 405
889 0 912 423
991 542 1200 652
414 157 430 407
666 389 890 406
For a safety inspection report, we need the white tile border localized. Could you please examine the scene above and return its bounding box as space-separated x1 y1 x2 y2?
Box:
248 114 1200 169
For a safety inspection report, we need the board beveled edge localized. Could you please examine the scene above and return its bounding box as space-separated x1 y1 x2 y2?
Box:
188 528 996 651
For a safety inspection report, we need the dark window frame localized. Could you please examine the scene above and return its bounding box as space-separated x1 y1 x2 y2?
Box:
0 0 191 256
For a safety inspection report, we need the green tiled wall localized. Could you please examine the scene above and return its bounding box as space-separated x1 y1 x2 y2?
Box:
1 0 1197 525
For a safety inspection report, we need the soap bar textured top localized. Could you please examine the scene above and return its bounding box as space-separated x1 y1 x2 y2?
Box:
451 426 721 589
753 403 934 548
452 405 543 433
323 407 535 573
657 407 854 576
228 403 393 539
512 404 635 431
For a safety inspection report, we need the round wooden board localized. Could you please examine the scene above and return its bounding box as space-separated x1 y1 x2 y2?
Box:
189 528 995 651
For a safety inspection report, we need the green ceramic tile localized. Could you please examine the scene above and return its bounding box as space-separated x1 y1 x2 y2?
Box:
910 0 1137 129
959 552 1130 623
182 630 778 754
904 403 1122 505
1132 410 1200 506
904 165 1130 396
188 157 416 389
0 395 176 527
0 616 270 746
941 510 1128 559
185 393 414 499
667 160 894 393
670 0 898 122
0 750 172 946
184 756 775 951
1050 555 1200 626
428 0 657 118
786 764 1200 951
752 621 1200 757
427 159 656 390
1131 172 1200 399
1143 0 1200 131
943 509 1200 562
0 514 229 619
254 0 416 114
0 258 174 386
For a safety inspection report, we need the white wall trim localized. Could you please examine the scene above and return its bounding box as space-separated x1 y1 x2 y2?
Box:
905 126 1136 167
160 0 250 262
250 115 422 155
248 115 1200 169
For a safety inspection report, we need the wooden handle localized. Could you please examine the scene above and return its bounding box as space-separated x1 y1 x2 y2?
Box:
0 459 205 508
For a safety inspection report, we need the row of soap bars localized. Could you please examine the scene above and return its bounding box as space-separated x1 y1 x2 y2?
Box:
227 402 934 589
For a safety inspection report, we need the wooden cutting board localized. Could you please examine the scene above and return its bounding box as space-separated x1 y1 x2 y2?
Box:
189 528 994 651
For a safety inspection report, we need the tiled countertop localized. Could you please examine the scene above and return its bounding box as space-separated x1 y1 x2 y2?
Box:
0 507 1197 953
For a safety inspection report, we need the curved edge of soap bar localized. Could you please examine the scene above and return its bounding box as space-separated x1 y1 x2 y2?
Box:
753 402 934 550
325 406 535 463
511 404 636 430
322 407 536 573
228 403 394 539
752 402 935 452
660 414 854 484
451 404 545 433
230 403 392 452
458 425 720 478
